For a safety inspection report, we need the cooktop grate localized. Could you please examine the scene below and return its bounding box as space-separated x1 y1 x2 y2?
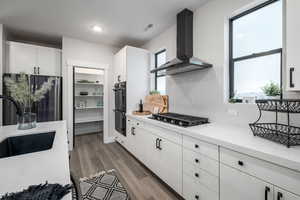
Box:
151 112 209 127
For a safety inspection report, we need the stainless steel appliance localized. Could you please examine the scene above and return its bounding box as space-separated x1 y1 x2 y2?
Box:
150 112 209 127
2 73 62 125
113 82 126 136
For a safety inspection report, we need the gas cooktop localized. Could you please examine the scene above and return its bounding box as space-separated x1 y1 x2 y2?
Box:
150 112 209 127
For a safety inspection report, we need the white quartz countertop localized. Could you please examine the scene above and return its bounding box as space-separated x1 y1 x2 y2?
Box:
127 114 300 173
0 121 71 199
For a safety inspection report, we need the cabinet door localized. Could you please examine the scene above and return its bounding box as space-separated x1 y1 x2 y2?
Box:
7 42 37 74
275 187 300 200
220 164 273 200
155 137 182 195
37 46 61 76
113 47 126 83
286 0 300 91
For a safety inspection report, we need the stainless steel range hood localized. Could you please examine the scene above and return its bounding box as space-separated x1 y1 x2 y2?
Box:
150 9 212 76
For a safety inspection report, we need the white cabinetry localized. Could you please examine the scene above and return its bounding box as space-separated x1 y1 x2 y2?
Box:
220 163 273 200
125 118 182 195
113 47 126 82
275 187 300 200
182 136 219 200
220 147 300 200
6 41 61 76
113 46 149 113
286 0 300 91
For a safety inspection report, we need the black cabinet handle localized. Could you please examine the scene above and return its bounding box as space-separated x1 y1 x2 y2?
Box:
158 139 162 150
195 195 199 199
290 67 295 88
37 67 40 74
277 192 283 200
195 144 199 149
131 127 135 135
195 158 199 163
195 173 199 178
34 67 36 74
238 160 244 166
265 186 270 200
155 138 159 149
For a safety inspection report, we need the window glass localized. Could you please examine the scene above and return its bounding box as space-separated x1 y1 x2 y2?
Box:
230 0 282 99
233 1 282 58
157 76 166 95
234 53 281 98
155 50 166 95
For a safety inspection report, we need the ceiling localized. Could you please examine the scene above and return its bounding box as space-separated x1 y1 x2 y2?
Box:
0 0 209 47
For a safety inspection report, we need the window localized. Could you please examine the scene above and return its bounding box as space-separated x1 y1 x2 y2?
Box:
155 49 166 95
229 0 282 99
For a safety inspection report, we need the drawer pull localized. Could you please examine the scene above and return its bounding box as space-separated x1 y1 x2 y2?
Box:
195 195 199 199
195 173 199 178
155 138 159 149
131 127 135 135
265 186 270 200
195 158 199 163
238 160 244 166
290 67 295 88
277 192 283 200
195 144 199 148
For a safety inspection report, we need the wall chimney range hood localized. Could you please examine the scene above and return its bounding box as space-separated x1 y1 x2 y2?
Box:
151 9 212 76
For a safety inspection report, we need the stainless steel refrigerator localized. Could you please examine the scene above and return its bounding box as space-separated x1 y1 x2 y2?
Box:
3 73 62 125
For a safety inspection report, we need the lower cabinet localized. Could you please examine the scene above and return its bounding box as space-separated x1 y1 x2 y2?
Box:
125 119 182 195
275 187 300 200
183 174 218 200
125 118 300 200
220 164 273 200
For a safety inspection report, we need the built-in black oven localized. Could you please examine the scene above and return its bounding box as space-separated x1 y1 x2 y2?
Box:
113 82 126 136
114 110 126 135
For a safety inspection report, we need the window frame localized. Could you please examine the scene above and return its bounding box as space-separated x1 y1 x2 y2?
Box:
154 49 167 90
229 0 283 99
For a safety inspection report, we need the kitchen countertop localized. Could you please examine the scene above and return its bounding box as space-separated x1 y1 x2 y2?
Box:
0 121 71 199
127 114 300 173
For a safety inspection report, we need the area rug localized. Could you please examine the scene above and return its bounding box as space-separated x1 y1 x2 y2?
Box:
79 169 130 200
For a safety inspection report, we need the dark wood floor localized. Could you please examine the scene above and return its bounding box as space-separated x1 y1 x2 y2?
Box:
70 133 180 200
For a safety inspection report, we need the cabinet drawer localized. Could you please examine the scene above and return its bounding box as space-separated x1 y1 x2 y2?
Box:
183 148 219 176
220 147 300 196
183 161 219 193
183 174 218 200
142 123 182 145
183 135 218 161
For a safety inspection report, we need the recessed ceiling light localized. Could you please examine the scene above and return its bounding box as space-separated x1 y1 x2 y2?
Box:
92 25 103 33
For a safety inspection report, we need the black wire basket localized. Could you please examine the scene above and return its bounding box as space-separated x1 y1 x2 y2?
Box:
249 123 300 147
256 99 300 113
250 99 300 148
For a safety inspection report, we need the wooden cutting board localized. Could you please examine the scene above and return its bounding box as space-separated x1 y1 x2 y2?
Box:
144 94 168 114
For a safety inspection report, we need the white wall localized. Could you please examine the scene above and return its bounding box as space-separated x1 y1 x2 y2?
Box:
143 0 300 126
62 36 119 145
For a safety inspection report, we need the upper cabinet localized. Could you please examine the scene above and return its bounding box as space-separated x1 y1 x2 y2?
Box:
286 0 300 91
113 47 127 82
113 46 149 83
113 46 149 112
6 41 62 76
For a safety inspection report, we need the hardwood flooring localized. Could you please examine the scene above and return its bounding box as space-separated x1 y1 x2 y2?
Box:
70 133 181 200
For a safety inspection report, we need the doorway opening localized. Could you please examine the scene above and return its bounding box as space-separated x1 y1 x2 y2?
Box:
72 66 105 148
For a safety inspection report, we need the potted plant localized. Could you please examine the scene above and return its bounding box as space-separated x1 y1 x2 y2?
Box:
4 73 54 130
262 82 281 99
